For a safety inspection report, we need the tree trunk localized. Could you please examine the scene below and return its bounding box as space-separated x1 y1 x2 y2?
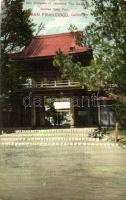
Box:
115 122 119 142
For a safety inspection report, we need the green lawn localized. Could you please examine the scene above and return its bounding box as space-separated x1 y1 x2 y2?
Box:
117 129 126 145
119 129 126 136
120 141 126 145
108 128 126 145
108 128 126 136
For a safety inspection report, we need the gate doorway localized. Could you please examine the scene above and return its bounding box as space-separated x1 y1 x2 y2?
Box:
45 111 71 127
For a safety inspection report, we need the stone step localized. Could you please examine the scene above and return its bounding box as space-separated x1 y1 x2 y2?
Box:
0 141 118 147
0 137 100 142
1 128 95 134
0 128 110 144
0 128 113 147
0 129 94 137
15 128 94 132
0 133 92 138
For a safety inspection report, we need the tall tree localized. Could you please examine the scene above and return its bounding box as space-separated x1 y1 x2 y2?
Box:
1 0 35 95
1 0 35 53
54 0 126 94
84 0 126 94
53 0 126 131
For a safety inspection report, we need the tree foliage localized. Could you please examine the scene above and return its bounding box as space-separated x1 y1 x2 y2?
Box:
54 0 126 94
53 49 105 91
1 0 35 96
1 0 35 53
84 0 126 94
112 99 126 128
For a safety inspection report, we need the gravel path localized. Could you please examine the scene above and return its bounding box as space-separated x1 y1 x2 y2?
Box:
0 131 126 200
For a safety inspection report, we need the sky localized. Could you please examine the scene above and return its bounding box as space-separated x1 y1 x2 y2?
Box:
23 0 94 35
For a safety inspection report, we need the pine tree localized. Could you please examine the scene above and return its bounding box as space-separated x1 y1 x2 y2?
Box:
1 0 35 95
84 0 126 94
54 0 126 94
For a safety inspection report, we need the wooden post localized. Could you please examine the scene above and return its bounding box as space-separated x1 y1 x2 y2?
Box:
31 98 36 128
68 80 71 86
40 96 45 127
32 79 35 88
17 104 21 127
70 98 75 128
98 105 101 126
115 122 119 142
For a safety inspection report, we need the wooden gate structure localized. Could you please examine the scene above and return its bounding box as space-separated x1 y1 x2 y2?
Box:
1 32 115 128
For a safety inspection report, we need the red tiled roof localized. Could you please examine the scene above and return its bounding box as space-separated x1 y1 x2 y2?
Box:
10 32 91 60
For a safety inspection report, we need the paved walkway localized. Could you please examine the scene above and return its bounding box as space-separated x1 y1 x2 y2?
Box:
0 129 126 200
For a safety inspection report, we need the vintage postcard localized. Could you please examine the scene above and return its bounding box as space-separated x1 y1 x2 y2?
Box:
0 0 126 200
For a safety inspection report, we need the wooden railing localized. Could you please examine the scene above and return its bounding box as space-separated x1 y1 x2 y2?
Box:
23 80 80 88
